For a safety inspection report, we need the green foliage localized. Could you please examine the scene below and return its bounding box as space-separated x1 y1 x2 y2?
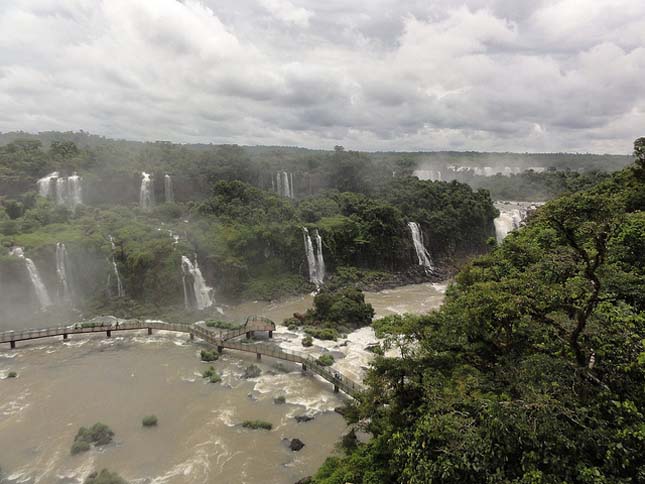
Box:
142 415 158 427
84 469 128 484
200 350 219 362
273 395 286 404
304 327 339 341
6 371 17 378
205 320 241 330
317 354 335 367
201 366 217 379
71 423 114 454
243 364 261 379
313 158 645 483
304 287 374 331
242 420 272 430
302 335 313 347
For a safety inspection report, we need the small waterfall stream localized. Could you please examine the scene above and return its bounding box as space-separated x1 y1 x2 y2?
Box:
181 255 214 310
55 242 72 303
107 236 125 297
10 247 52 309
276 171 294 198
164 174 174 203
303 228 325 287
37 172 83 208
139 172 154 210
408 222 434 274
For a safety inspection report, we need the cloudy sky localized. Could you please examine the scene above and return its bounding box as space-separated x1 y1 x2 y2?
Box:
0 0 644 153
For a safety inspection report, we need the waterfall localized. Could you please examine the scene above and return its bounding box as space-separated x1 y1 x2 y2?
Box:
303 228 324 287
37 172 59 197
492 202 543 243
67 173 82 208
181 255 214 310
10 247 52 309
55 242 72 303
164 174 174 203
276 171 294 198
139 172 154 210
36 172 83 208
107 236 125 297
408 222 434 274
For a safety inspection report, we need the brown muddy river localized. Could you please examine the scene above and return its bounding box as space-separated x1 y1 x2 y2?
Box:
0 282 447 483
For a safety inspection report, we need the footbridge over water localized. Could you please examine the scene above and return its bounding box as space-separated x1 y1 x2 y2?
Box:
0 316 363 399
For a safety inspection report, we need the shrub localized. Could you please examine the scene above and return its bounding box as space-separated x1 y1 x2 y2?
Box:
71 440 91 455
242 420 272 430
209 373 222 384
302 335 313 347
304 327 338 341
202 366 216 378
142 415 158 427
274 395 286 404
7 371 17 378
200 349 219 362
242 364 261 379
84 469 128 484
317 354 335 367
71 422 114 454
205 320 241 330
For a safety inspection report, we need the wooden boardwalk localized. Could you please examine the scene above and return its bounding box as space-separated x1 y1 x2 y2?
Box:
0 316 363 399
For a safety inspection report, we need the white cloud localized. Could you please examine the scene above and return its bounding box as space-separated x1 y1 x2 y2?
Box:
0 0 643 152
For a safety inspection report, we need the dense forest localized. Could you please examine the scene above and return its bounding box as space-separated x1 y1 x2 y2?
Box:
313 140 645 483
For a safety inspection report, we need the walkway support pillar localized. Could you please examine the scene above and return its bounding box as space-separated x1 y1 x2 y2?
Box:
106 330 111 338
334 385 339 393
302 363 307 372
147 328 153 335
217 346 223 354
190 332 194 340
268 331 273 338
63 334 68 340
246 332 251 339
10 341 15 349
256 353 261 360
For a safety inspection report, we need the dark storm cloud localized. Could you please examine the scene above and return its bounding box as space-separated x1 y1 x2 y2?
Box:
0 0 644 152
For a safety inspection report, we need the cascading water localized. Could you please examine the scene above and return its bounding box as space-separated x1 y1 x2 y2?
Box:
181 255 214 310
276 171 294 198
55 242 72 303
10 247 52 309
37 172 59 197
36 172 83 208
139 172 154 210
303 227 325 287
408 222 434 274
164 174 174 203
493 202 540 243
107 236 125 297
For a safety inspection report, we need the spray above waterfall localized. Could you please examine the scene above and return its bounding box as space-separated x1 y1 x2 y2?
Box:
140 172 154 210
408 222 434 275
10 247 52 309
164 174 174 203
37 172 83 209
303 228 325 287
181 255 214 310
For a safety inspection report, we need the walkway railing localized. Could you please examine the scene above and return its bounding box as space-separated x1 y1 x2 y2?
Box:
0 318 363 399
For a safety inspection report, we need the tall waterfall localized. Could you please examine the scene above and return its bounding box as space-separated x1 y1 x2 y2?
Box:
139 172 154 210
36 172 83 208
164 174 174 203
303 228 325 287
107 236 125 297
276 171 294 198
408 222 434 274
55 242 72 302
10 247 52 309
181 255 214 310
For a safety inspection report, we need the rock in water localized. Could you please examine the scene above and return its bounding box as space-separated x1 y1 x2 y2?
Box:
289 438 305 451
294 415 314 423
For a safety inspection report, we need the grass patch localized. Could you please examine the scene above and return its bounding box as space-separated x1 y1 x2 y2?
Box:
242 364 261 379
274 395 286 404
301 335 313 347
142 415 158 427
7 371 17 378
242 420 272 430
304 327 339 341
